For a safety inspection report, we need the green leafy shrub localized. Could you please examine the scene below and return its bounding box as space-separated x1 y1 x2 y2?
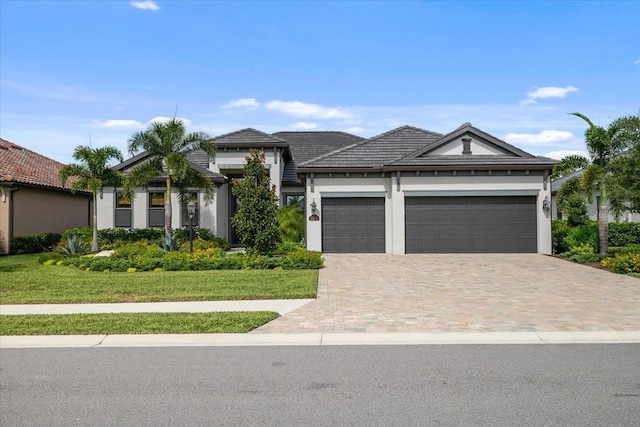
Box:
552 220 570 254
608 223 640 247
563 222 599 253
178 237 231 252
62 226 93 242
601 252 640 274
10 232 62 255
564 245 602 263
608 244 640 255
277 204 305 244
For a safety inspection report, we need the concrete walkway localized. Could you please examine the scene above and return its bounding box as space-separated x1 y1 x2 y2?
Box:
0 299 313 316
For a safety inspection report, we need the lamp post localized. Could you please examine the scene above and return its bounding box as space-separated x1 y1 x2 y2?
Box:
187 200 196 253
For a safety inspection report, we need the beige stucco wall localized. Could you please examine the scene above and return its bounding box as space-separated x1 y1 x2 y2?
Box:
0 187 10 253
4 187 91 251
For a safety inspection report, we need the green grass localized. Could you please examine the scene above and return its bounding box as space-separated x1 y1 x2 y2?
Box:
0 254 318 304
0 312 279 335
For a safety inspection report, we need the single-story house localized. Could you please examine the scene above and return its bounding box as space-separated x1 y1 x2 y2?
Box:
551 169 640 223
0 138 92 254
97 123 556 254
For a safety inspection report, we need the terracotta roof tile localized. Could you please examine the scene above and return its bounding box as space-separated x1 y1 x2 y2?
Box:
0 138 74 189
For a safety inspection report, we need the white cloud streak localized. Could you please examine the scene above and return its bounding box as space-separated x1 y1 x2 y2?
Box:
97 119 144 129
544 150 588 161
504 130 576 145
290 122 317 130
129 1 160 11
346 126 365 134
148 116 193 127
523 86 579 105
222 98 260 110
265 100 352 119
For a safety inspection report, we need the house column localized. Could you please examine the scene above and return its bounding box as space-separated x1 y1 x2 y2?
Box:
390 173 405 254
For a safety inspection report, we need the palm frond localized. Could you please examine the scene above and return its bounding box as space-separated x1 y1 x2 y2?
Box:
551 155 589 179
122 160 163 200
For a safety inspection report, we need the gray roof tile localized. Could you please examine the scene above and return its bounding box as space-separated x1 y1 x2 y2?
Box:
273 131 364 164
299 126 443 168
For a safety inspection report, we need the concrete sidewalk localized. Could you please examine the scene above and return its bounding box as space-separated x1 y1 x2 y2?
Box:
0 299 314 316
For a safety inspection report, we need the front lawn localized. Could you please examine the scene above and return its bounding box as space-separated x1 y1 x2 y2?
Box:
0 254 318 304
0 312 279 335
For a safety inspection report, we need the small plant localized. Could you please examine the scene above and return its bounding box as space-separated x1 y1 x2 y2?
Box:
57 236 90 257
602 252 640 274
160 235 179 252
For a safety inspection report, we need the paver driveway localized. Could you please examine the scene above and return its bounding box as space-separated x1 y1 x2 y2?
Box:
253 254 640 334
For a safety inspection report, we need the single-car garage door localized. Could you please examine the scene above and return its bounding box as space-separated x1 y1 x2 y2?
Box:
322 198 385 253
405 196 537 253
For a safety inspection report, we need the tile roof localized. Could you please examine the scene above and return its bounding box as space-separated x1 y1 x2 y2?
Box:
0 138 76 190
272 131 364 164
214 128 288 147
388 155 557 169
298 126 443 168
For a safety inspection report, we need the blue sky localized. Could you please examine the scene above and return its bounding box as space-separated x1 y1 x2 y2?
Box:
1 0 639 164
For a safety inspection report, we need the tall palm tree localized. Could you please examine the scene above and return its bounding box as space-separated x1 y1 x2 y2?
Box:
58 145 124 252
565 112 639 254
123 118 216 240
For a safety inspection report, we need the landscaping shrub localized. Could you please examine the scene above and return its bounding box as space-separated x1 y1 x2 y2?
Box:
277 204 305 244
50 246 322 272
178 236 231 252
57 236 90 257
608 244 640 255
608 222 640 247
10 232 62 255
62 226 93 242
563 222 599 253
552 220 570 254
564 244 602 263
601 252 640 274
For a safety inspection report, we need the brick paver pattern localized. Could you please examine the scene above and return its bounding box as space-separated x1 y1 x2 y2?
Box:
252 254 640 334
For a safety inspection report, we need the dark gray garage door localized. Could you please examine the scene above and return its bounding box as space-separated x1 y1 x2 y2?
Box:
405 196 537 253
322 198 385 253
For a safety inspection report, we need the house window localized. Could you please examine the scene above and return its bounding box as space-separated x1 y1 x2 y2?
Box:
181 193 200 227
148 191 165 228
115 192 132 228
283 193 304 208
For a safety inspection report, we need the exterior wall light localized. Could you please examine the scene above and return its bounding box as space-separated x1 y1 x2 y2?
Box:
542 196 551 213
310 199 318 215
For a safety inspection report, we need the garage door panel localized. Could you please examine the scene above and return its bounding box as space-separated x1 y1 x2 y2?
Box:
322 198 385 253
405 196 537 253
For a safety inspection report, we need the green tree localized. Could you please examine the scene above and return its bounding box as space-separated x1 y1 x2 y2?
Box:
552 155 589 226
58 145 124 252
566 113 640 254
607 117 640 215
123 118 216 240
231 149 281 255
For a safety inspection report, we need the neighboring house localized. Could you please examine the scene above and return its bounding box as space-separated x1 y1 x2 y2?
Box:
551 170 640 223
0 138 92 254
98 123 556 254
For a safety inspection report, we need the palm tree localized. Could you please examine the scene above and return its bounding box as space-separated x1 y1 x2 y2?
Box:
563 113 639 254
123 118 216 240
58 145 124 252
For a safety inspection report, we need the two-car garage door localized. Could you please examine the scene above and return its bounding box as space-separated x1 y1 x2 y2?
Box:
405 196 537 253
322 196 537 253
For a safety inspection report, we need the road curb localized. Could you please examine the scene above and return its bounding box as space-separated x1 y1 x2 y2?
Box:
2 330 639 348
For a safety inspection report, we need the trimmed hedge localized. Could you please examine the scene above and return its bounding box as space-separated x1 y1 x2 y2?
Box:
552 220 640 254
10 233 62 255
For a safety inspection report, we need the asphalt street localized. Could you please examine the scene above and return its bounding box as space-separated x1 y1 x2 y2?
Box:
1 344 639 426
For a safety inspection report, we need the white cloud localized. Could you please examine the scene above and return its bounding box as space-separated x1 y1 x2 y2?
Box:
145 86 156 91
290 122 317 130
97 119 144 129
265 100 352 119
346 126 365 134
504 130 576 145
222 98 260 110
544 150 588 161
115 106 124 110
524 86 579 103
129 1 159 11
148 116 192 127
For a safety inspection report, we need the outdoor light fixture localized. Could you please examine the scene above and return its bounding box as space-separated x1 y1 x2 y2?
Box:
310 199 318 214
542 196 551 213
187 200 196 253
